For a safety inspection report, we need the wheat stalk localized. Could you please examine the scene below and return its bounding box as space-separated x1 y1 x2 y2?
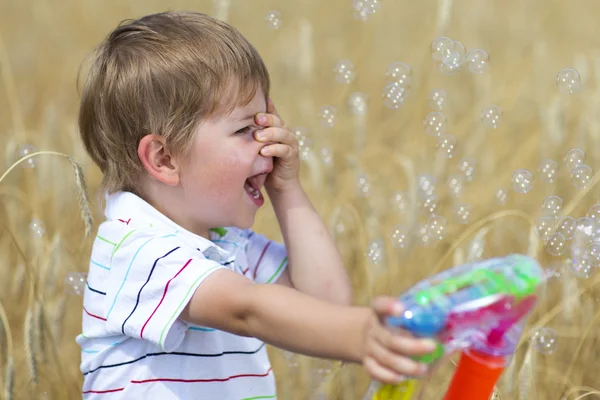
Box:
0 301 13 400
3 356 13 400
68 156 93 237
34 301 46 363
24 306 38 384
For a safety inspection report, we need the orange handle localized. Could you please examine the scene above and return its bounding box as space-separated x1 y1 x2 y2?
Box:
443 350 504 400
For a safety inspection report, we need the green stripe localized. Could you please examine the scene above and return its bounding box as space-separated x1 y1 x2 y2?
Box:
111 229 137 260
96 235 116 246
241 396 276 400
210 227 228 237
266 257 288 284
159 265 223 349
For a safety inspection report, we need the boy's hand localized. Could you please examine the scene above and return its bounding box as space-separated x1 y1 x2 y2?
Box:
254 99 300 193
362 297 438 384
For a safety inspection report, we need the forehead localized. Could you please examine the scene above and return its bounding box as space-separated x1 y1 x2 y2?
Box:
225 88 267 122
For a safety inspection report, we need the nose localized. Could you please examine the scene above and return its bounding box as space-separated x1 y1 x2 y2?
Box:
256 150 273 173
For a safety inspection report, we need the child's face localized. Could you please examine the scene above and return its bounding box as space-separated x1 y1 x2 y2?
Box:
177 88 273 233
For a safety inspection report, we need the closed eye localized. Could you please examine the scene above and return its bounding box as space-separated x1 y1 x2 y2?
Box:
235 126 252 135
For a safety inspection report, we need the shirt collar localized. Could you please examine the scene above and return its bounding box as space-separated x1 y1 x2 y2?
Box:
104 192 248 263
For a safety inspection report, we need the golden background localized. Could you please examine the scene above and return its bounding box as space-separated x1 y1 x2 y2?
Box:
1 0 600 398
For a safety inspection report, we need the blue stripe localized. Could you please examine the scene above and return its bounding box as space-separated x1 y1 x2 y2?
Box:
212 239 240 247
81 339 127 354
121 246 180 334
86 281 106 296
106 234 176 319
90 260 109 270
189 326 216 332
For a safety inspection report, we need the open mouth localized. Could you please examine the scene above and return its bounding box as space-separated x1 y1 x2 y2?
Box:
244 173 267 207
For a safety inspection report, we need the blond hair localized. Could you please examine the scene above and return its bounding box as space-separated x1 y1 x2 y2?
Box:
78 11 270 194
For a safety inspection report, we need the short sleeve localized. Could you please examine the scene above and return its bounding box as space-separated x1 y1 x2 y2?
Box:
104 233 224 352
244 231 288 284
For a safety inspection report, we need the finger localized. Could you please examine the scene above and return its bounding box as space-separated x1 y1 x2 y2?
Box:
260 143 297 159
371 296 404 318
255 127 298 146
368 340 428 378
363 356 403 385
383 332 438 357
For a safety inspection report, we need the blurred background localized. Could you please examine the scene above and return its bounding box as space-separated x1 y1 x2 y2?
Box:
1 0 600 399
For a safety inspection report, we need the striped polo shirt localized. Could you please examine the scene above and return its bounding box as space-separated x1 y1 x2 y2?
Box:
77 192 288 399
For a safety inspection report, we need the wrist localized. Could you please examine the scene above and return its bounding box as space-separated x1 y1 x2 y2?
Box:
267 180 305 205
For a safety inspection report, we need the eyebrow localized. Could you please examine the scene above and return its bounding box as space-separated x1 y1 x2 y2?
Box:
230 112 257 123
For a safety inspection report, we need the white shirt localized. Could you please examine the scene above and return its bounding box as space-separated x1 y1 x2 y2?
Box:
77 192 288 399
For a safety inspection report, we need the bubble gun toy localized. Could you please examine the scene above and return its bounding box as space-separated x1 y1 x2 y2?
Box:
366 254 544 400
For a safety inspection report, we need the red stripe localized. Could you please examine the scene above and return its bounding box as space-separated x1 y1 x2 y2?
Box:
118 218 131 225
131 367 272 384
253 242 271 279
83 306 107 321
83 387 124 394
242 267 250 275
140 259 192 339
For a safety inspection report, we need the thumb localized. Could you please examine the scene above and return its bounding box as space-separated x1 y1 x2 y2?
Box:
371 296 404 318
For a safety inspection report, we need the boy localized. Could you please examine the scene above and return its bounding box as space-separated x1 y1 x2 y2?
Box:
76 11 436 399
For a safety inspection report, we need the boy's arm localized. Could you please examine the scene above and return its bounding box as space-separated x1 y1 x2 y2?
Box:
269 184 353 305
181 268 369 362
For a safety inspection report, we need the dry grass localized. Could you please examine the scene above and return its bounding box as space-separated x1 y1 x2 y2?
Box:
1 0 600 399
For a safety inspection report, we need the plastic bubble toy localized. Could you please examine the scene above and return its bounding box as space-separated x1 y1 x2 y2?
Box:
366 254 544 400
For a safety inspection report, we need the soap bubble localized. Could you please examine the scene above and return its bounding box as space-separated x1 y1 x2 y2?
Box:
352 0 382 20
439 40 466 75
423 112 447 137
389 225 410 249
587 243 600 266
466 49 490 74
417 174 437 198
556 216 576 239
366 239 385 265
436 134 457 158
574 217 595 245
556 68 581 94
481 105 503 128
511 169 534 194
65 272 87 296
427 216 447 240
390 191 408 213
564 148 586 172
571 164 593 188
495 187 509 205
382 82 409 109
319 147 333 167
531 327 558 354
265 10 282 30
294 127 312 161
447 175 463 197
570 255 594 279
541 195 563 216
385 62 412 86
458 157 476 182
334 60 355 84
428 88 447 111
318 105 337 128
545 232 567 256
348 92 368 116
536 216 556 241
431 37 454 61
415 224 433 247
538 159 558 184
454 203 472 224
421 195 439 215
30 220 46 238
587 204 600 225
17 144 38 168
356 174 371 197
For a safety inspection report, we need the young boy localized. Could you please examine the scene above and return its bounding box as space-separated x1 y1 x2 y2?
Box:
76 11 436 399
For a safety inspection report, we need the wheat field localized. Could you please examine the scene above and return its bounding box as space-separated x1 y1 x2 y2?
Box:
1 0 600 399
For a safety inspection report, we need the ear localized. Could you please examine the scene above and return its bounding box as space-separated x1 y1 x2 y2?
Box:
137 134 180 186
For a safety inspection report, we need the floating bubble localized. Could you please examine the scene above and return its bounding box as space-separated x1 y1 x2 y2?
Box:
352 0 382 20
319 147 333 166
382 82 409 109
431 37 454 61
541 195 563 216
466 49 490 74
356 174 371 197
587 242 600 266
390 225 410 249
423 112 447 137
587 204 600 226
545 232 567 256
390 191 408 213
531 327 558 354
427 216 447 240
428 88 447 111
495 187 509 205
436 134 457 158
366 239 385 265
556 216 576 239
318 105 337 128
536 216 556 241
415 223 433 247
458 157 476 182
538 159 558 184
447 174 463 197
265 10 282 30
556 68 581 94
348 92 368 116
421 195 439 215
17 144 38 168
481 105 503 129
418 174 437 198
564 148 586 172
30 220 46 238
454 203 472 224
385 62 412 86
511 169 534 194
571 164 593 188
294 127 312 161
574 216 595 246
438 40 466 75
65 272 87 296
334 60 356 84
570 255 594 279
